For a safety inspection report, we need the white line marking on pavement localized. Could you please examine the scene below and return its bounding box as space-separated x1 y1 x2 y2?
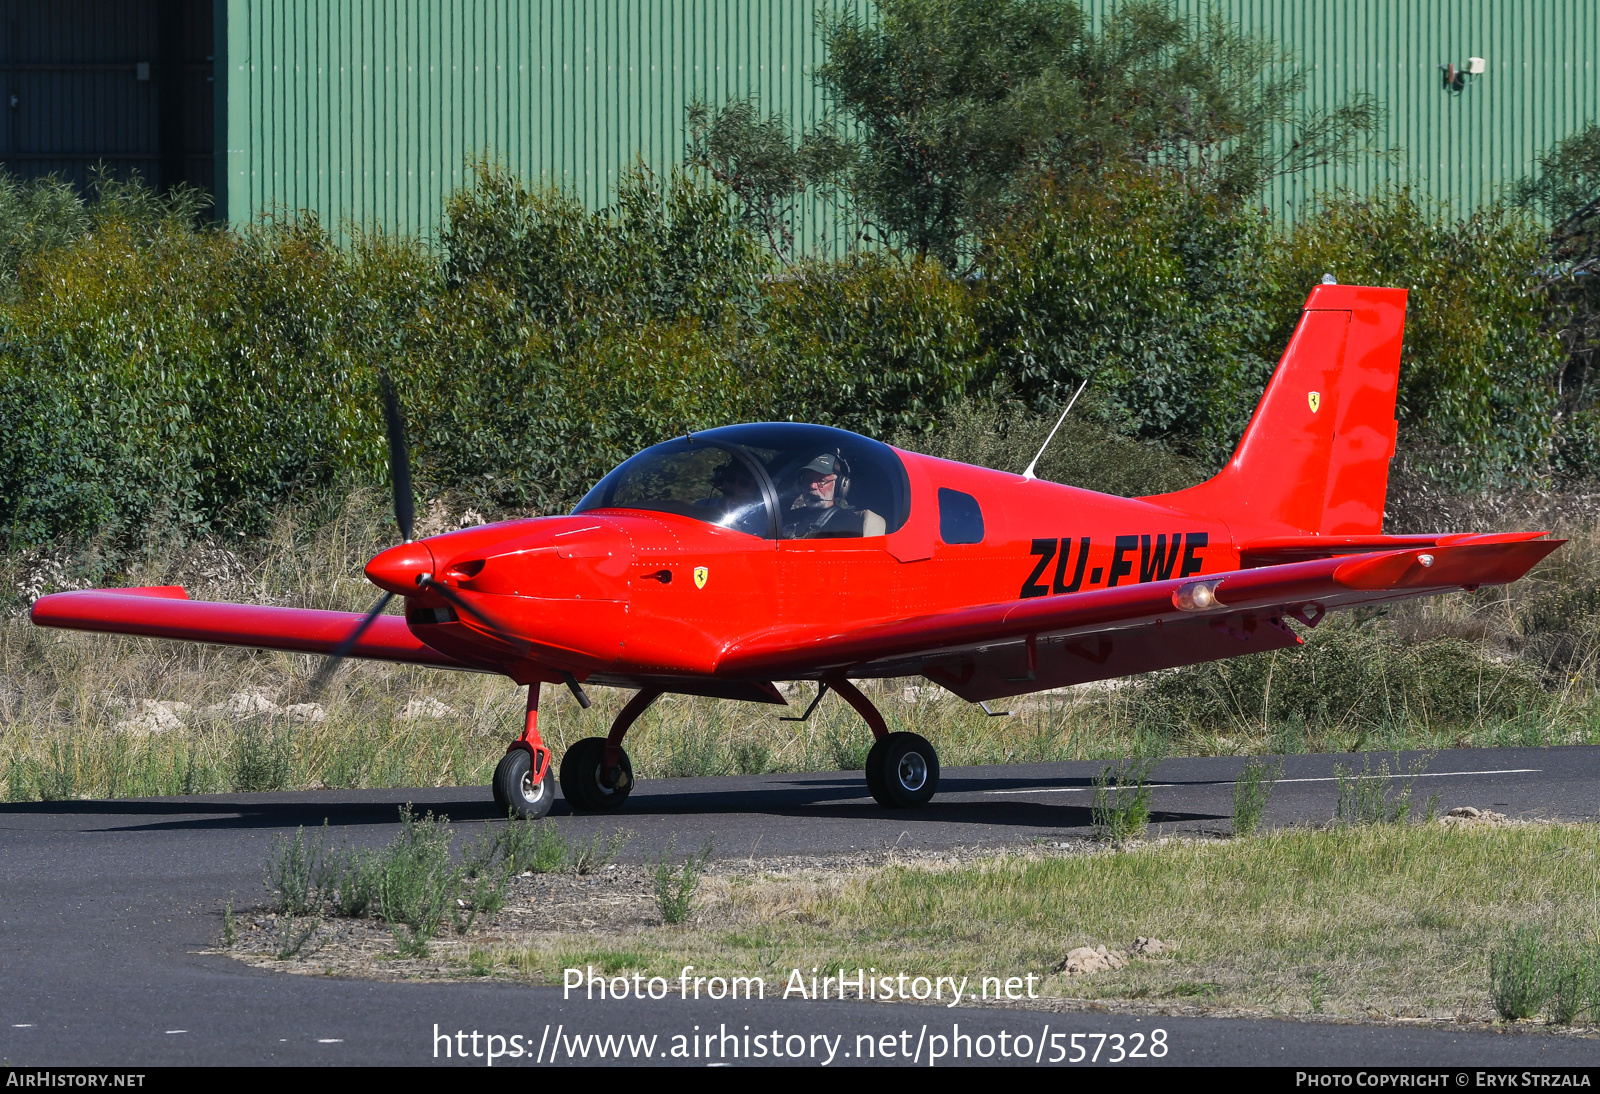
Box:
982 768 1541 795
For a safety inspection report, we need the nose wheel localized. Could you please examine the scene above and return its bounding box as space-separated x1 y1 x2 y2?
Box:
865 732 940 808
493 747 555 819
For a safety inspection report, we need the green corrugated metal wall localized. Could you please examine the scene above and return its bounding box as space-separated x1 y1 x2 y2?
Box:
216 0 1600 234
216 0 857 241
1154 0 1600 214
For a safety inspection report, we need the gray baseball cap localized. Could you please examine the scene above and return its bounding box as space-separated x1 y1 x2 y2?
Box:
801 452 840 475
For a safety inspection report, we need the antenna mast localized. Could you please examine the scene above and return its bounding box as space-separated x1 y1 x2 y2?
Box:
1022 378 1088 481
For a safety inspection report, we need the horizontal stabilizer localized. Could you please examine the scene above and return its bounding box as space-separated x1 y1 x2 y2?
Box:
1239 530 1551 568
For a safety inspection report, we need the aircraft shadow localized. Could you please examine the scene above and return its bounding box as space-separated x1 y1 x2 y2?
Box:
609 789 1221 828
0 770 1227 833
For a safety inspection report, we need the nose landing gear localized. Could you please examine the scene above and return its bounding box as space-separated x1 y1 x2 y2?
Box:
493 684 554 819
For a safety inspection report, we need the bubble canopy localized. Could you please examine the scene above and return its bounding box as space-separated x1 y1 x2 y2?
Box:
574 424 912 540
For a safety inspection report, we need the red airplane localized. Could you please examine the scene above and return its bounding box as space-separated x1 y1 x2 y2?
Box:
32 284 1561 819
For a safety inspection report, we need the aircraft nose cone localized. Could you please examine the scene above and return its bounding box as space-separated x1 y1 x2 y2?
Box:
365 541 436 596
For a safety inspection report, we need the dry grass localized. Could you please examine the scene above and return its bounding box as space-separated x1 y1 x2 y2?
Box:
238 822 1600 1028
496 823 1600 1024
5 490 1600 801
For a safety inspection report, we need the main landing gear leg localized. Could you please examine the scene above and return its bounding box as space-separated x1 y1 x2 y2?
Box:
492 685 555 819
828 677 940 809
560 686 662 813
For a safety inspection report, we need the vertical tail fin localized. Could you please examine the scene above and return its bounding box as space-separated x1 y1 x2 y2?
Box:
1148 284 1407 537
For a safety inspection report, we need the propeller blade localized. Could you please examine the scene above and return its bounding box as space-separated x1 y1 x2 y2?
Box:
420 577 529 653
306 591 394 695
379 372 414 542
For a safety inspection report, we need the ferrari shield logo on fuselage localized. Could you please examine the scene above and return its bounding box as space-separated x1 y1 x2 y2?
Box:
1308 391 1321 413
693 566 709 589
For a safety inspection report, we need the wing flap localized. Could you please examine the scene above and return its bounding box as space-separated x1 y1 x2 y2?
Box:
30 588 469 669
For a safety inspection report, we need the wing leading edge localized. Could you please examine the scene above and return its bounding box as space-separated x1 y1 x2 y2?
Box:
30 586 471 670
715 534 1562 702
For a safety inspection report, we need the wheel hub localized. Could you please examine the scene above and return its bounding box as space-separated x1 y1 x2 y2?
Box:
520 768 544 803
897 751 927 792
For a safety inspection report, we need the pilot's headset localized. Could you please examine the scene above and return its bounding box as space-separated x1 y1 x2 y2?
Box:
832 450 852 502
801 450 852 502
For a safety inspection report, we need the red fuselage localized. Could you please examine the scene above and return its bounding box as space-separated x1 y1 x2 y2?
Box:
367 454 1236 689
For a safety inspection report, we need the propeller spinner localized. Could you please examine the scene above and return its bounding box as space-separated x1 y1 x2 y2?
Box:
307 373 525 694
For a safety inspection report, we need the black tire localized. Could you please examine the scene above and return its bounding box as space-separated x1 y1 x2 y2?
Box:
863 736 889 803
559 736 634 813
866 732 939 808
493 748 554 820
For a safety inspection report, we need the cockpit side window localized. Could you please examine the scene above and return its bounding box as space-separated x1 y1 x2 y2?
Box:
938 488 985 544
713 425 909 540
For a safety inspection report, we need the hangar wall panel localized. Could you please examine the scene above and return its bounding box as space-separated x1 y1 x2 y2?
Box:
1105 0 1600 216
218 0 1600 235
219 0 859 245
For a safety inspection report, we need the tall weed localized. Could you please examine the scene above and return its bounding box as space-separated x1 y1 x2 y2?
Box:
1335 754 1431 826
1231 758 1282 836
1091 757 1157 842
1489 927 1550 1020
654 837 714 925
375 806 458 957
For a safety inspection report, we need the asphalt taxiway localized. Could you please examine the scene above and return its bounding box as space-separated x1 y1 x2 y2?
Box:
2 746 1597 1066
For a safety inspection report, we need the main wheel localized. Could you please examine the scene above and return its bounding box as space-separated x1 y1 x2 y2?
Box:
866 732 939 808
559 736 634 813
863 736 889 803
493 748 554 820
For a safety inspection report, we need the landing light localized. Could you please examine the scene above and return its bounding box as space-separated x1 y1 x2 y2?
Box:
1172 579 1225 612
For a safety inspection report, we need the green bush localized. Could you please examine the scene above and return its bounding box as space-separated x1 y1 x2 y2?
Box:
1231 757 1281 836
0 172 90 289
1490 926 1550 1020
899 395 1205 496
653 836 714 925
0 156 1581 551
976 173 1276 464
1091 757 1157 841
376 805 459 957
1137 619 1548 739
765 253 986 439
0 200 409 546
1333 754 1429 826
1265 188 1562 487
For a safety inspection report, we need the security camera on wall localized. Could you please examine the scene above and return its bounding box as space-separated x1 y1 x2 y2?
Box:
1466 57 1486 75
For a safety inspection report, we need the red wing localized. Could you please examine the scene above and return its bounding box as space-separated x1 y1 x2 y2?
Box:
715 535 1562 702
30 586 471 670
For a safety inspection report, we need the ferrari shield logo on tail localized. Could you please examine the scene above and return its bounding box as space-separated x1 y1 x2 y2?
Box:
1308 391 1321 413
694 566 709 589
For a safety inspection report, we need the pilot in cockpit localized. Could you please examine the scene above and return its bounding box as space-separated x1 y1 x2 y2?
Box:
782 451 886 538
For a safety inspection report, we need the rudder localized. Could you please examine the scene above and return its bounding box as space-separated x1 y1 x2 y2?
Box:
1148 284 1407 537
